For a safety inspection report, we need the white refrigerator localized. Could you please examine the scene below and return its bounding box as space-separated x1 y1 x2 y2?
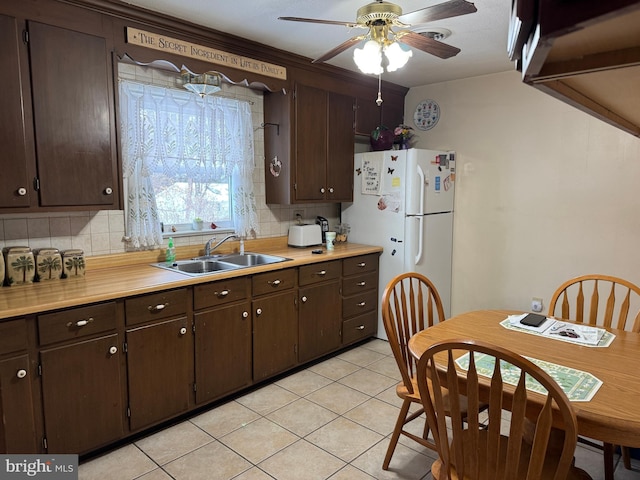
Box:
341 148 456 340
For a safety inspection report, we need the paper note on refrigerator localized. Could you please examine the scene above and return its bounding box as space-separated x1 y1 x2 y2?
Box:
361 157 382 195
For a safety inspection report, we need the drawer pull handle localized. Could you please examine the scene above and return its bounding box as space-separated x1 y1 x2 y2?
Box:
148 303 169 312
67 317 94 328
216 290 230 297
356 325 365 330
109 346 118 355
316 270 327 276
179 327 187 335
357 262 366 268
16 369 27 379
357 281 366 286
242 311 249 318
357 301 366 307
256 308 262 316
268 279 281 287
301 296 308 303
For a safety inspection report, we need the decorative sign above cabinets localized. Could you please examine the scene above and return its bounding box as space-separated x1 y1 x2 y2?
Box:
126 27 287 80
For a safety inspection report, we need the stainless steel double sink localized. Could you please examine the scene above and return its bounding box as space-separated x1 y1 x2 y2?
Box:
152 252 291 276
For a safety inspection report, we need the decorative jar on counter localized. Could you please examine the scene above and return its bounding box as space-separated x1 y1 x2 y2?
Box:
3 246 35 286
35 248 63 281
62 249 85 278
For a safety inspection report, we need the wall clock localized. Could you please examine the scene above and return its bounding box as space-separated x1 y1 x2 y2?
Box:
413 99 440 131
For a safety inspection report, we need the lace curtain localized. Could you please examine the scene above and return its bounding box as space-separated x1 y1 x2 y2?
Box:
119 79 258 249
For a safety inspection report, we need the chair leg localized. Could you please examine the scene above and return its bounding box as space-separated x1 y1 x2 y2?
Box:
383 398 412 470
622 446 631 470
603 442 615 480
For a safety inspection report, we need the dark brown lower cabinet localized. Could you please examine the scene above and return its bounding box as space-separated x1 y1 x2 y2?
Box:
252 290 298 382
126 317 192 431
0 354 38 453
40 334 124 453
194 302 252 404
298 281 342 363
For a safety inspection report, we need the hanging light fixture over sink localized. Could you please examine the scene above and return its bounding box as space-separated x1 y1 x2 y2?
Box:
180 69 222 97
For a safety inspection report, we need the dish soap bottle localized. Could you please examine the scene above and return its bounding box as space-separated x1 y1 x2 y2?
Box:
165 237 176 264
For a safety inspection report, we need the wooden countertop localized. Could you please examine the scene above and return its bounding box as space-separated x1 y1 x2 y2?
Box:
0 239 382 320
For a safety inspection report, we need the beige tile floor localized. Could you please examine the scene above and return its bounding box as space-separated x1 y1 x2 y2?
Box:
79 339 640 480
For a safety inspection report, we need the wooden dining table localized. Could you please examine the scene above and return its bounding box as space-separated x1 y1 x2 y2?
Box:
407 309 640 448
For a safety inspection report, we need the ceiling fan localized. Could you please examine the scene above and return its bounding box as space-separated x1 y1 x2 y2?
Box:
279 0 478 70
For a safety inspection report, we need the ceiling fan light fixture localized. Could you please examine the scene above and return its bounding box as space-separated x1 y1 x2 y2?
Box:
181 70 222 97
383 41 412 72
353 39 384 75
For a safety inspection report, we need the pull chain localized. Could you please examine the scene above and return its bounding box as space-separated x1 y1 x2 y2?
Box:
376 73 383 106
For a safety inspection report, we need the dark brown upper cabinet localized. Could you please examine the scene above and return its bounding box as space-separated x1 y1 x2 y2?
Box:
264 83 355 204
0 8 120 211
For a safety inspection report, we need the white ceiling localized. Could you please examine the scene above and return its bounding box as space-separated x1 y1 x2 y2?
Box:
120 0 515 88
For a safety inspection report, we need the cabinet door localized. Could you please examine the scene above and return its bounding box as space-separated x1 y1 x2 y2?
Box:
253 291 298 382
126 317 192 431
327 92 354 202
28 21 117 208
355 96 382 136
0 14 35 209
0 355 38 453
299 281 342 363
295 84 328 202
40 334 124 454
194 302 252 404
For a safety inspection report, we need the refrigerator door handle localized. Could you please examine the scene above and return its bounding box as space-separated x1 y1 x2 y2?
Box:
415 165 426 264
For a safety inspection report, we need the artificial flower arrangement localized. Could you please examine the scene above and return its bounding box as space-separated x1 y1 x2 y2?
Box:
394 124 416 148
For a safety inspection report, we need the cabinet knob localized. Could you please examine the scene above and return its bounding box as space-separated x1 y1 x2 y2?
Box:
109 346 118 355
356 325 365 330
179 327 187 335
301 296 308 303
104 187 113 195
328 187 334 193
357 301 366 307
16 369 27 379
17 187 27 196
316 270 326 276
242 311 249 318
320 187 325 194
256 308 262 316
216 290 230 297
357 281 366 286
268 279 281 287
357 262 366 268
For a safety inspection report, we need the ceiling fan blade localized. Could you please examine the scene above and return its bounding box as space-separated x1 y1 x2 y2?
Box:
312 35 366 63
398 0 477 25
278 16 360 28
397 31 460 59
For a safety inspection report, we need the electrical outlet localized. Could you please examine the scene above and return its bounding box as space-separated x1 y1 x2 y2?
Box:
531 297 543 312
293 209 305 221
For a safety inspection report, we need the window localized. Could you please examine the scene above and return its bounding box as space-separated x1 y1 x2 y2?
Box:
118 77 257 249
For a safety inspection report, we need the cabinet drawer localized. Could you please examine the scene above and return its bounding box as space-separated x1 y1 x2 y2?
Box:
194 277 250 310
342 271 378 297
38 302 118 346
125 288 188 326
343 311 377 345
342 290 378 319
0 319 28 355
343 254 379 276
299 261 341 286
252 268 296 296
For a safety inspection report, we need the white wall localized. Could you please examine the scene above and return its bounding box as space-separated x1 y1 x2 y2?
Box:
405 70 640 316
